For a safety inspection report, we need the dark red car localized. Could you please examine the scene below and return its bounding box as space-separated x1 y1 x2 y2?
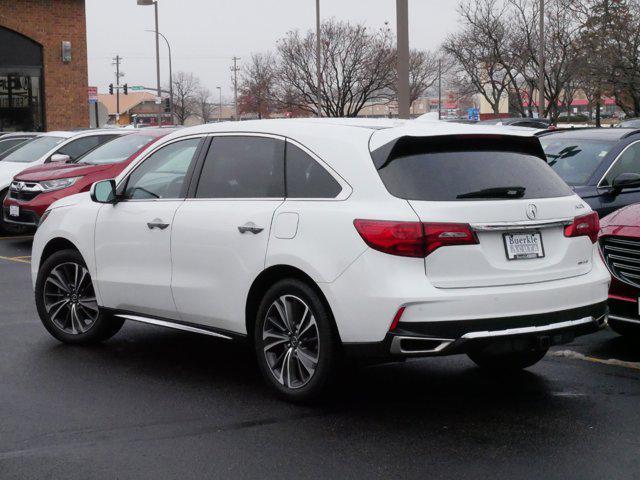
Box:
3 130 171 229
600 204 640 337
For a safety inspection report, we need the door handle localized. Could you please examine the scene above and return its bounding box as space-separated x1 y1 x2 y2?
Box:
147 219 170 230
238 222 264 235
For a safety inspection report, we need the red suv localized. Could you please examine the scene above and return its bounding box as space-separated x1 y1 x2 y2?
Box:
3 130 171 229
600 204 640 337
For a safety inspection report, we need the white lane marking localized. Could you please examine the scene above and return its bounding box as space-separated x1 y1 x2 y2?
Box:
552 350 640 372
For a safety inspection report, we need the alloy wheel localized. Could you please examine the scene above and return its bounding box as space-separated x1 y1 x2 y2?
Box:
43 262 99 335
262 295 320 389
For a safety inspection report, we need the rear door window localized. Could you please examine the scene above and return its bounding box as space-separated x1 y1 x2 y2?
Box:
285 142 341 198
195 136 284 198
372 136 572 201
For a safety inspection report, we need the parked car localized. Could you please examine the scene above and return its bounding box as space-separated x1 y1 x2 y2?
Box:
2 130 171 231
479 117 552 129
600 204 640 337
32 119 609 401
539 128 640 217
616 118 640 128
0 130 129 233
0 132 39 158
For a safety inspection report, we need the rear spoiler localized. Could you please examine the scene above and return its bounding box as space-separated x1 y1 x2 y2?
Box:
371 134 546 170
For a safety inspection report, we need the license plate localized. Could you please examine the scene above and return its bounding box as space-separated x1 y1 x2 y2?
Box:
503 231 544 260
9 205 19 217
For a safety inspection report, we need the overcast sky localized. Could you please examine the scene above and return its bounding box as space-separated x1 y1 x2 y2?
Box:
86 0 459 99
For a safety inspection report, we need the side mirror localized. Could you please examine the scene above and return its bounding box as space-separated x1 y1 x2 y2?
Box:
612 172 640 194
50 153 71 163
90 179 117 204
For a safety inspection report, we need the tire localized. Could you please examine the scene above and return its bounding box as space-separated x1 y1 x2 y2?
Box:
35 249 124 344
467 345 549 371
254 278 340 402
609 318 640 338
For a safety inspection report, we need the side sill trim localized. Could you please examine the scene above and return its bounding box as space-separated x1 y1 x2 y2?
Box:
115 314 233 340
609 314 640 325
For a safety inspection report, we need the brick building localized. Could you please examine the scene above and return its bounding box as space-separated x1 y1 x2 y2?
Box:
0 0 88 131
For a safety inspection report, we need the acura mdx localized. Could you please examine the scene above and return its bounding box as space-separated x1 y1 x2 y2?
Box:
32 119 611 401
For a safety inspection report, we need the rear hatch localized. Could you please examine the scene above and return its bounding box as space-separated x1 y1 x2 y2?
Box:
371 132 595 288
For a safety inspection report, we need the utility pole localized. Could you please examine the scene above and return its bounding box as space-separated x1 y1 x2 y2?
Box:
231 56 240 121
438 58 442 120
396 0 410 119
316 0 322 117
538 0 545 118
112 55 124 125
217 86 222 122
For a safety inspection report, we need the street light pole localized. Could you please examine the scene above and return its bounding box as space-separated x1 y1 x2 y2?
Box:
137 0 162 126
316 0 322 117
217 86 222 122
396 0 410 119
538 0 545 118
146 29 173 124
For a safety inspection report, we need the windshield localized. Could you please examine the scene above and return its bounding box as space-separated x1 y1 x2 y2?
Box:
79 134 157 165
539 137 615 186
1 136 66 163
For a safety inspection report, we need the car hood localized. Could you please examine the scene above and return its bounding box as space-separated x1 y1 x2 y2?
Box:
15 162 113 182
601 203 640 227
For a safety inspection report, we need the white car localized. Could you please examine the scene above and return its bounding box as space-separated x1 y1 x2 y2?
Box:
31 119 610 401
0 130 127 232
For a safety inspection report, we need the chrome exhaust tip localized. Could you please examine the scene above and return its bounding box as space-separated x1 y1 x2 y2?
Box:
390 336 454 355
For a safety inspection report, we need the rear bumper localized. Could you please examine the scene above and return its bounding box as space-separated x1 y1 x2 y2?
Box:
344 301 608 359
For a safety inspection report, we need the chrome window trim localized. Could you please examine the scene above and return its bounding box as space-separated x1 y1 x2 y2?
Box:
597 139 640 188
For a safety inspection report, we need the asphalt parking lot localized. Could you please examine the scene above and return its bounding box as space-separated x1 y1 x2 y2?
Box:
1 235 639 480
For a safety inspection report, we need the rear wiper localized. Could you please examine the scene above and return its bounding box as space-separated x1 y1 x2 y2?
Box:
456 186 526 199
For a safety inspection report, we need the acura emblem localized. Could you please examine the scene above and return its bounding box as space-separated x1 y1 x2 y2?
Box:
15 182 24 192
526 204 538 220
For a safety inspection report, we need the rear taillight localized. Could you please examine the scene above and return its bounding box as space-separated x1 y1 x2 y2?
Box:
423 222 479 255
353 220 478 258
353 220 424 257
564 212 600 243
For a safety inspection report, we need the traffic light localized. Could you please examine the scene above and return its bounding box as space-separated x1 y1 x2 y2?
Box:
108 83 114 95
164 98 171 113
123 84 128 95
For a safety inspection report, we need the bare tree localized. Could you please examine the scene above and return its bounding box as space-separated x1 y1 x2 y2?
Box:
196 87 214 124
238 52 277 119
276 19 395 117
172 71 200 125
443 0 513 115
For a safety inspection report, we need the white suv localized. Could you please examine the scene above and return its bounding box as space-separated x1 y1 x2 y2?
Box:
32 119 610 401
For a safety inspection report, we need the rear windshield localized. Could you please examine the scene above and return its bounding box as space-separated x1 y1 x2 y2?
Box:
539 137 615 186
372 135 573 201
1 136 66 163
79 134 156 165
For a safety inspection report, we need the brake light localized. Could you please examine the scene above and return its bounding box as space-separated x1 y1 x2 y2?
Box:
353 220 424 257
564 212 599 243
423 223 479 255
353 220 478 257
